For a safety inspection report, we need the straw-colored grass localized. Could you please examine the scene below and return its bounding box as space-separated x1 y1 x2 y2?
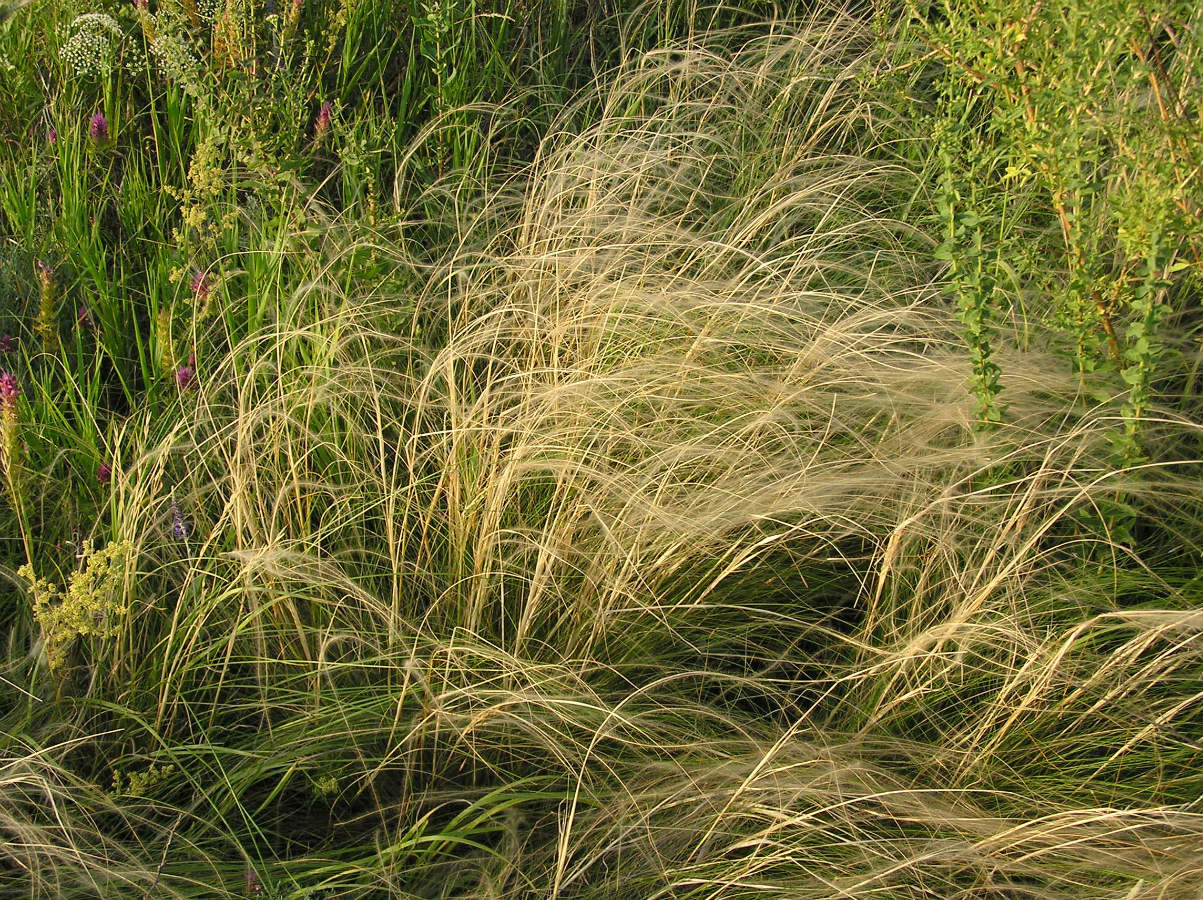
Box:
1 12 1198 899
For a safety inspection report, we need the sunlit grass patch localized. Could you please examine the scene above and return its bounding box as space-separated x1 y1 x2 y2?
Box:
0 3 1198 899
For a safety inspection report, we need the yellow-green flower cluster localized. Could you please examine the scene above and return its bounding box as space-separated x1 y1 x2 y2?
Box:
154 306 176 379
312 772 339 799
19 540 134 673
111 763 175 798
34 260 56 351
166 133 231 250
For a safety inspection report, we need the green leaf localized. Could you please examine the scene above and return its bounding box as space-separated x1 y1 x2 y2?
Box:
1120 365 1146 386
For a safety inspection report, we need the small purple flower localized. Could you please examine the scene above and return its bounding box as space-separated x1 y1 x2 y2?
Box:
0 335 15 353
170 496 191 541
77 306 94 328
175 365 195 390
190 269 210 302
314 102 332 141
47 126 57 144
89 112 109 144
245 865 263 897
97 462 112 484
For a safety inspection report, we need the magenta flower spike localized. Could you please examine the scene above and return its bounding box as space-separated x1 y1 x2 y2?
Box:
175 365 195 390
0 371 21 499
314 102 332 142
190 270 210 302
89 112 109 144
0 371 18 410
97 462 112 484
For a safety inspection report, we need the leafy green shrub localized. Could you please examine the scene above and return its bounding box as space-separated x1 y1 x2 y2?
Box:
905 0 1201 449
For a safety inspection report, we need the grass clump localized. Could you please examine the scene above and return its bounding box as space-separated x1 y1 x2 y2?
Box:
1 2 1200 898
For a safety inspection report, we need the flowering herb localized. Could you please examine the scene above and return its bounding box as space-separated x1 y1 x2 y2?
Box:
35 259 54 290
154 306 174 377
0 371 18 410
61 13 124 79
175 365 195 390
89 111 109 144
0 335 15 353
170 496 191 541
34 260 57 349
245 865 263 897
20 540 133 672
190 269 210 303
314 101 332 142
97 462 112 484
278 0 303 52
1 371 23 507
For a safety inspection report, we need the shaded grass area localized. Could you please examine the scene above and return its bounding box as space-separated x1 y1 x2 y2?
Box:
1 2 1200 898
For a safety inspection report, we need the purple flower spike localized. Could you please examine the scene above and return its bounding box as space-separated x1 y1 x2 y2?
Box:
47 126 57 144
97 462 112 484
190 269 210 301
314 102 332 141
175 365 195 390
170 496 191 541
89 112 109 144
0 335 15 353
0 371 18 406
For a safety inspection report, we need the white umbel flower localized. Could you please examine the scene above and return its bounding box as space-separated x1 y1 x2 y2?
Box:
60 13 123 78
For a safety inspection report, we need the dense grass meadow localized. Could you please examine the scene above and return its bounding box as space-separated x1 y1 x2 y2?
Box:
0 0 1200 897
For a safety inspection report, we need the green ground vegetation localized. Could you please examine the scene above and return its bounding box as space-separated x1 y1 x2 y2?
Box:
0 1 1199 897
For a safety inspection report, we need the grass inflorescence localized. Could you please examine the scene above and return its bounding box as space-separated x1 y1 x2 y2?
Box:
0 1 1199 898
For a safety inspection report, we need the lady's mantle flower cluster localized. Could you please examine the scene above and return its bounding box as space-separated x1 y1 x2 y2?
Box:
19 540 134 673
111 762 176 798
